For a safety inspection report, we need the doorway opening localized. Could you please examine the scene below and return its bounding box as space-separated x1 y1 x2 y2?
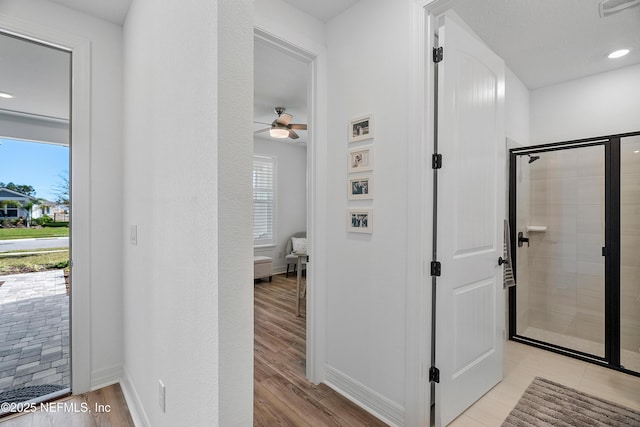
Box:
0 33 72 412
508 132 640 376
252 27 313 411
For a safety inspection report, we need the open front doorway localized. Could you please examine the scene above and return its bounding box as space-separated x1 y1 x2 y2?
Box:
0 33 71 413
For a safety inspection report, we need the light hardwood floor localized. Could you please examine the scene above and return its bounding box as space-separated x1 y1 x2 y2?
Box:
0 383 134 426
254 273 387 426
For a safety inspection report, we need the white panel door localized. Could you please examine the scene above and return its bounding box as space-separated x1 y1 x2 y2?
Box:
435 15 506 426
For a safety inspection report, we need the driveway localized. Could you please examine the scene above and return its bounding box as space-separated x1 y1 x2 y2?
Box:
0 237 68 253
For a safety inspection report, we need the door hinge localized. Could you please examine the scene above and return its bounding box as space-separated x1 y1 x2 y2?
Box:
432 153 442 169
430 261 441 277
429 366 440 383
433 47 443 63
601 246 607 256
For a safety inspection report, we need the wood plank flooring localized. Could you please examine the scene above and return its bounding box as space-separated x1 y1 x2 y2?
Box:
254 273 387 426
2 273 386 426
0 383 134 426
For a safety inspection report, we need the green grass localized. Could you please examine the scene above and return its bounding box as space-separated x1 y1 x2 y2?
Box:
0 247 68 254
0 249 69 275
0 227 69 240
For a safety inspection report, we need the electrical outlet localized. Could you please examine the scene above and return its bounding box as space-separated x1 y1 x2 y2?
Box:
130 225 137 245
158 380 166 412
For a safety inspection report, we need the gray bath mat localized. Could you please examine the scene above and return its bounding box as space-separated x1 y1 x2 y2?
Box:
503 377 640 426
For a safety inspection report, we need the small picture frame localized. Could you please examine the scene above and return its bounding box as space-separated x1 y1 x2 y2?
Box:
349 114 374 143
348 175 373 200
347 209 373 233
348 146 374 173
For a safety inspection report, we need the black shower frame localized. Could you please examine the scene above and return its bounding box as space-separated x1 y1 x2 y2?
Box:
508 131 640 377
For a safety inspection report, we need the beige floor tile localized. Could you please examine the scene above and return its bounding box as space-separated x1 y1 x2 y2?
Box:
461 393 512 426
578 364 640 411
454 340 640 426
448 413 489 427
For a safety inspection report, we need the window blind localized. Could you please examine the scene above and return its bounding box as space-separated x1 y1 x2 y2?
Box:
253 155 275 245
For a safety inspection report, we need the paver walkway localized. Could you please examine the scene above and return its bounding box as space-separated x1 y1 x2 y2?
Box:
0 270 69 394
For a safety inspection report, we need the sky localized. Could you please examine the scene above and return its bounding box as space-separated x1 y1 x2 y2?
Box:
0 138 69 201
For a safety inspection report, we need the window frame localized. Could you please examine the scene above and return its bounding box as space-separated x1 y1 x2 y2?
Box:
253 154 277 247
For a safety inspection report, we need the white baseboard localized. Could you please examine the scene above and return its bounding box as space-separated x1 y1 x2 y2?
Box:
120 367 151 427
324 365 405 427
272 266 286 274
90 364 123 391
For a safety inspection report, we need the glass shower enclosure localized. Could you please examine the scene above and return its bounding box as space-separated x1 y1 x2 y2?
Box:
508 132 640 375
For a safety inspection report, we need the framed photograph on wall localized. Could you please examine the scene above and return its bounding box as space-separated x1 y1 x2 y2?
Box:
348 175 373 200
347 208 373 233
348 146 374 173
348 114 374 143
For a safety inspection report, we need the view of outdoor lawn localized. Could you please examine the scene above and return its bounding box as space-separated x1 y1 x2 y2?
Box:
0 179 69 275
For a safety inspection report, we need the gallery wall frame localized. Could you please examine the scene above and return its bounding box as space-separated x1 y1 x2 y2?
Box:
348 174 373 200
348 114 374 143
347 208 373 233
348 145 374 173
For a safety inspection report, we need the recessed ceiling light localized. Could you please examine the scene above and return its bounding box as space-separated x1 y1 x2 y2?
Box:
608 49 630 59
0 92 13 99
634 150 640 154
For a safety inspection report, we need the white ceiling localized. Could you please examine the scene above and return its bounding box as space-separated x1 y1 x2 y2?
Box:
49 0 132 25
281 0 359 22
450 0 640 89
0 35 70 119
1 0 638 128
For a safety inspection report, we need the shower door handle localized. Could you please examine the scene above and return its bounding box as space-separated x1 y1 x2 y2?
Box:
517 232 529 247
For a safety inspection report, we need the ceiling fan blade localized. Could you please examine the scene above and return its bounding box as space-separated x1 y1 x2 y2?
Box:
289 123 307 130
275 113 293 126
253 120 272 125
288 130 300 139
254 127 270 134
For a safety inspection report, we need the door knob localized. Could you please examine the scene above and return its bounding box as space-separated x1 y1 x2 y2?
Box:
498 256 509 266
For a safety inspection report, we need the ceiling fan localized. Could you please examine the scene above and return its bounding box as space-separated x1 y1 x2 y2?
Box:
255 107 307 140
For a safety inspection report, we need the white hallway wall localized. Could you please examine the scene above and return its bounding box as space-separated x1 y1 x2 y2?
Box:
325 0 412 420
122 0 253 425
506 67 530 146
531 63 640 144
254 138 307 272
0 0 124 388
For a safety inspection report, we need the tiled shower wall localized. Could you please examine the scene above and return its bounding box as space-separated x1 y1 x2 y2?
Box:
524 146 606 353
621 136 640 364
518 139 640 362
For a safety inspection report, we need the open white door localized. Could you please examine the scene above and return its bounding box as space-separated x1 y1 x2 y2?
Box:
434 15 506 426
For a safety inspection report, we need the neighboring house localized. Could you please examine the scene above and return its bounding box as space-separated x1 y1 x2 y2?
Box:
36 200 69 221
0 187 63 222
0 187 38 219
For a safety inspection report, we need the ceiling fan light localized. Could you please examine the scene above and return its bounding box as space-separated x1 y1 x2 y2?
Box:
0 92 14 99
270 127 289 139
